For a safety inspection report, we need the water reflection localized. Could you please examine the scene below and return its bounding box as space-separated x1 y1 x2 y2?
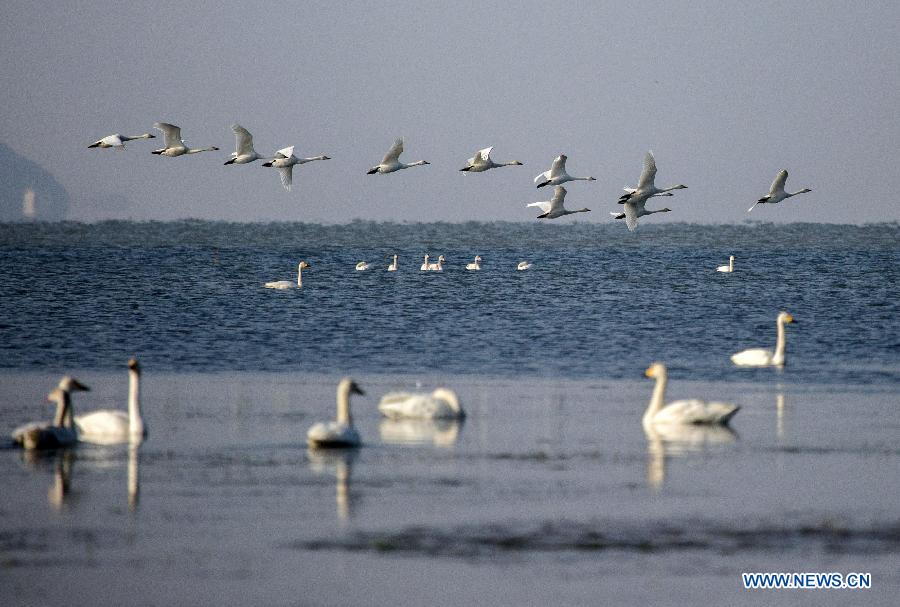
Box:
378 418 464 447
644 424 737 489
776 393 785 439
307 449 357 522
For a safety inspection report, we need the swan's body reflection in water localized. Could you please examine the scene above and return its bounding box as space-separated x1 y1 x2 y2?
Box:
644 424 737 489
776 393 786 439
378 418 465 447
307 449 358 522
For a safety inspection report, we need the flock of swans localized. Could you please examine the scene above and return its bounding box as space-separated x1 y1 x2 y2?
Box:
9 309 795 453
89 124 813 230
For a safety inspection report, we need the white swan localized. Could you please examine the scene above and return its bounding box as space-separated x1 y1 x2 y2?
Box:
610 198 672 231
731 311 796 367
534 154 596 188
466 255 482 270
261 146 330 191
367 137 430 174
644 362 740 426
426 255 445 271
264 261 311 289
355 261 371 271
527 185 591 219
11 377 88 447
748 169 812 212
307 378 364 448
387 254 398 271
151 122 219 157
420 254 430 271
73 358 145 445
89 133 155 150
517 261 532 271
619 151 687 204
378 387 465 420
224 124 268 165
460 146 523 172
716 255 735 273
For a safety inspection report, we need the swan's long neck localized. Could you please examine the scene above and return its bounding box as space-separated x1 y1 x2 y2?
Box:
787 188 811 197
728 256 734 271
52 392 68 427
773 316 787 364
648 208 672 215
403 160 429 168
661 184 687 193
297 265 303 287
128 368 144 438
336 384 352 425
186 146 218 154
643 370 667 425
571 208 591 214
573 176 595 182
126 133 153 141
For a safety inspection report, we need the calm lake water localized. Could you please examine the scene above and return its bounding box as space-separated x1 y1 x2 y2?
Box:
1 221 898 605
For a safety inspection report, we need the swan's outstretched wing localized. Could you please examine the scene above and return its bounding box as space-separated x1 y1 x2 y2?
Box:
153 122 182 148
477 146 493 163
278 166 293 191
533 169 551 185
637 151 657 190
769 169 788 195
549 185 567 213
274 146 294 159
623 201 639 231
526 200 552 214
381 138 404 164
549 154 567 178
232 124 254 156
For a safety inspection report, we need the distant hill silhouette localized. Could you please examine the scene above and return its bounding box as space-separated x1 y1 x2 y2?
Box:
0 142 69 221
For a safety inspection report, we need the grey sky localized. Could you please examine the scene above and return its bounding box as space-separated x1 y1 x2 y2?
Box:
2 1 897 224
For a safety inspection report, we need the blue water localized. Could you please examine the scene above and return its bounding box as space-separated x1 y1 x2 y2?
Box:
0 220 897 384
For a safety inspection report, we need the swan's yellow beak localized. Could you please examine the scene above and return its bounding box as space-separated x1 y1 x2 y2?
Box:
785 314 795 323
644 366 655 378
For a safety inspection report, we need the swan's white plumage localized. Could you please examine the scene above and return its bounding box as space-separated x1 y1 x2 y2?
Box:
368 137 429 174
225 124 266 165
731 311 795 366
89 133 155 149
74 358 145 444
461 146 522 172
426 255 445 271
262 145 330 191
611 197 672 231
11 378 88 450
716 256 735 273
355 261 371 271
378 388 464 420
264 261 310 289
151 122 219 157
643 363 739 427
517 261 532 271
466 255 482 270
533 154 595 188
307 378 364 448
527 185 591 219
387 254 398 271
748 169 812 212
619 151 687 205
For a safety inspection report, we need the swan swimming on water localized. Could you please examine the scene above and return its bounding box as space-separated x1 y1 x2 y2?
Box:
89 132 155 150
224 124 268 165
355 261 371 271
466 255 482 270
534 154 596 188
731 311 796 367
619 151 687 205
716 256 735 273
261 146 330 191
527 185 591 219
264 261 311 289
11 378 88 450
307 378 364 448
367 138 429 174
517 261 532 271
610 197 671 231
460 146 523 172
420 254 430 271
378 387 465 420
151 122 219 157
643 362 740 427
426 255 445 271
748 169 812 212
74 358 145 445
387 254 398 271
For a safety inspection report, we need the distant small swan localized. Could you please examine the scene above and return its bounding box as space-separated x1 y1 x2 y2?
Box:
307 378 364 448
262 146 330 191
11 377 88 450
89 133 155 150
74 358 145 444
748 169 812 212
387 254 398 271
367 137 429 174
426 255 445 271
716 255 735 273
517 261 532 271
466 255 482 270
731 311 796 367
151 122 219 157
527 185 590 219
610 197 671 231
420 254 430 271
224 124 267 165
534 154 596 188
378 388 465 420
355 261 371 271
644 362 739 426
619 151 687 205
264 261 311 289
460 146 523 172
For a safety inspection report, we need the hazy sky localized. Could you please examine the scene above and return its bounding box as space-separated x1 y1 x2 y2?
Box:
2 1 897 224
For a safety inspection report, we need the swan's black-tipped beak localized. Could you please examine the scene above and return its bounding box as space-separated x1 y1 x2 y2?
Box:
367 168 378 175
352 385 365 396
151 150 162 155
224 159 235 165
262 161 273 167
88 143 100 148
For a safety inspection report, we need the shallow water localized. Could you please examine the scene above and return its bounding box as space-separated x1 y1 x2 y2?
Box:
1 221 898 605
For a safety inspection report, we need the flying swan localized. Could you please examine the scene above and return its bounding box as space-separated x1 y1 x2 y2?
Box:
748 170 812 212
151 122 219 157
378 387 465 420
264 261 311 289
527 185 591 219
534 154 596 188
224 124 268 165
460 146 523 172
262 146 330 191
89 132 155 150
619 151 687 205
610 197 672 231
73 358 145 445
307 378 364 448
643 362 740 426
731 311 796 367
367 137 429 174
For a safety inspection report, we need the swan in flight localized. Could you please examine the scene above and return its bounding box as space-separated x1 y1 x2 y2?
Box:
89 132 155 150
378 388 465 420
420 254 430 271
11 377 88 450
517 261 532 271
426 255 445 271
151 123 219 157
610 198 672 231
748 170 812 212
619 151 687 204
224 124 268 165
716 256 735 273
534 154 596 188
644 362 740 426
528 185 591 219
355 261 371 271
307 378 364 448
264 261 311 289
466 255 482 270
73 358 145 445
367 138 430 174
262 146 330 191
387 254 398 271
460 146 523 172
731 311 796 367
